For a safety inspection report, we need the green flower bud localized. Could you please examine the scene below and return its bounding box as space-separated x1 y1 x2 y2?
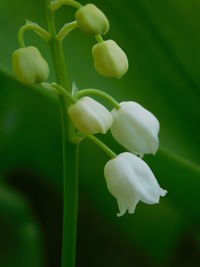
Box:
12 46 49 85
75 4 110 35
92 40 129 79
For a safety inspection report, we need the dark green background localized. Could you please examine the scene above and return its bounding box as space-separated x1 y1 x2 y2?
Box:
0 0 200 266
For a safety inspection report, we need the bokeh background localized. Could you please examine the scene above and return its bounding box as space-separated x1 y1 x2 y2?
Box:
0 0 200 266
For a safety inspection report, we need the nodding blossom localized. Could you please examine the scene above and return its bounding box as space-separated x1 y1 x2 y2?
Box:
104 152 167 216
111 101 160 157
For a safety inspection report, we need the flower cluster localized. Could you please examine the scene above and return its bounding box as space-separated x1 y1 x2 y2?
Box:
68 95 167 216
12 0 167 216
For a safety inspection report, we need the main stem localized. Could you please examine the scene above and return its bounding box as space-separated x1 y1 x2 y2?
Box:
45 1 79 267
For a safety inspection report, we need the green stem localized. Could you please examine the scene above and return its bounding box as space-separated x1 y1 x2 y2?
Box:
59 100 79 267
57 21 78 41
87 135 117 159
46 1 79 267
18 22 50 48
95 34 104 43
49 0 82 11
46 5 70 90
52 83 76 103
49 85 120 111
50 83 120 110
75 88 120 109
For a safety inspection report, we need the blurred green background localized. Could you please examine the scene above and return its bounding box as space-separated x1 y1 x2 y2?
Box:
0 0 200 266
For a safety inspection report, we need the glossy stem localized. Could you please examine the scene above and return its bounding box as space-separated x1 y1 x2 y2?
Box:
95 34 104 43
87 135 117 159
75 88 120 109
52 83 76 103
57 21 78 41
46 1 79 267
49 0 82 11
18 23 50 47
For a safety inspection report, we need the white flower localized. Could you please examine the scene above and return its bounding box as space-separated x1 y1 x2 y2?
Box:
111 101 160 156
104 152 167 217
68 96 113 135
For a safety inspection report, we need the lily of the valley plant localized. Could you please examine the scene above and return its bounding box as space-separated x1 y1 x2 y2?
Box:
12 0 167 266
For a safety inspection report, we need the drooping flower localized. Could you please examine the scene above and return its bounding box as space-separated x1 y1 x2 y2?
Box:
75 4 110 35
68 96 113 135
111 101 160 157
12 46 49 85
104 152 167 216
92 40 129 79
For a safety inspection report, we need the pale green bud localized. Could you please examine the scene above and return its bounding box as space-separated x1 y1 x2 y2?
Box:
75 4 110 35
68 96 113 135
12 46 49 86
92 40 129 79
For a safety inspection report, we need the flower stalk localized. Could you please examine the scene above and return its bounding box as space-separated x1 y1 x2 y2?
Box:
87 135 116 159
45 1 79 267
18 21 50 47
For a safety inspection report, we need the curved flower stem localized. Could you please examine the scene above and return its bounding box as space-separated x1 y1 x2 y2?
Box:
51 83 76 103
57 21 78 41
18 22 50 47
49 0 82 11
75 88 120 109
86 135 117 159
49 84 120 111
46 1 79 267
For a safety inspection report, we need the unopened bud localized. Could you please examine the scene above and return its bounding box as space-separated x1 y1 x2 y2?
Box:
92 40 128 79
12 46 49 85
68 96 113 135
75 4 110 35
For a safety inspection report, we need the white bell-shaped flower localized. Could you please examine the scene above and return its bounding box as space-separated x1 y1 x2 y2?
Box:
68 96 113 135
111 101 160 156
104 152 167 217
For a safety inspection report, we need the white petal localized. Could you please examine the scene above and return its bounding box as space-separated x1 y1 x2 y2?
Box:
120 153 165 204
117 200 126 217
104 152 166 212
128 198 139 214
111 101 159 155
116 197 139 217
160 188 168 197
68 96 113 135
105 158 138 211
